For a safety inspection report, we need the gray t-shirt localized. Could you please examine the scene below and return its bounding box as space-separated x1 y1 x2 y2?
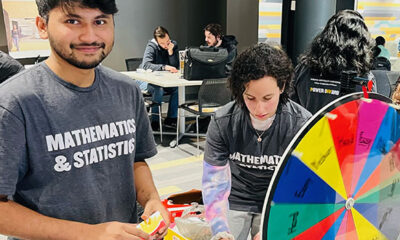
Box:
0 63 157 227
204 100 311 213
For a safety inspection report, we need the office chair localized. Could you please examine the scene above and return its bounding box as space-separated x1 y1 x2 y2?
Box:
125 57 163 141
387 71 400 95
371 70 391 98
125 58 143 71
176 78 231 155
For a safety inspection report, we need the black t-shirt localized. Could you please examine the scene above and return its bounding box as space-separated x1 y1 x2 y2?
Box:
204 100 311 213
291 64 377 114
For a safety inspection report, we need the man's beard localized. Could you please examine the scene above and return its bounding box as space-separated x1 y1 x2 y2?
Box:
49 36 113 69
207 40 217 47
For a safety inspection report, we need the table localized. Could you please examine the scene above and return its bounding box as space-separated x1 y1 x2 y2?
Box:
120 71 203 146
120 71 202 88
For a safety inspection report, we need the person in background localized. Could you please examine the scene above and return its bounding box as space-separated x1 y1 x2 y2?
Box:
372 36 391 71
0 0 169 239
140 26 179 130
11 23 20 51
204 23 238 75
0 50 24 83
375 36 391 60
202 43 311 240
398 39 400 56
291 10 376 114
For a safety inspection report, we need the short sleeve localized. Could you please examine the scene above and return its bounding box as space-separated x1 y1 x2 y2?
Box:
132 85 157 161
0 106 27 196
204 116 229 166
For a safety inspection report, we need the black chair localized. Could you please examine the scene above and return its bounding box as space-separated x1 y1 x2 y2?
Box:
387 71 400 96
372 56 391 71
372 70 391 98
176 78 231 154
125 58 143 71
125 58 163 141
371 70 391 98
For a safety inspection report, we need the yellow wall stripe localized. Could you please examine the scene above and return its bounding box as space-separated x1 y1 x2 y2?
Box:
359 2 400 8
266 33 281 38
260 11 282 17
259 24 281 30
364 17 396 21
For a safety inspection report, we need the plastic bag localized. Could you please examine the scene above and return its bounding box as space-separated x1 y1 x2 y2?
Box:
174 203 212 240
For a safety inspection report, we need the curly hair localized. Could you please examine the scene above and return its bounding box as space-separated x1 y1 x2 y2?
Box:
36 0 118 21
229 43 294 108
298 10 374 78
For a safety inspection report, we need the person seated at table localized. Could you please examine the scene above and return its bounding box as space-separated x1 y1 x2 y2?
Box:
140 26 179 130
202 43 311 240
372 36 391 71
204 23 238 75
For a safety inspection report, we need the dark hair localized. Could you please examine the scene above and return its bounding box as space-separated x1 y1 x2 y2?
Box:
298 10 374 78
372 46 381 58
204 23 223 39
229 43 293 108
376 36 385 46
36 0 118 21
153 26 169 40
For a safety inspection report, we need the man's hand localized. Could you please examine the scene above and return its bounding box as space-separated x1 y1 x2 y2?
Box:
167 42 175 55
83 221 150 240
165 65 178 73
141 199 170 239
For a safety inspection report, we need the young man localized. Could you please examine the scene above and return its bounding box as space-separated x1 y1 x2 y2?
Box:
0 1 169 239
140 26 179 130
204 23 238 74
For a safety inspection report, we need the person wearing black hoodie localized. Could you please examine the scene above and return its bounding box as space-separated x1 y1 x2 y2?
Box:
204 23 238 75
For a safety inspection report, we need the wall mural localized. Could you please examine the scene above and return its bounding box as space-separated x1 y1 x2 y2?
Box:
258 0 283 44
357 0 400 57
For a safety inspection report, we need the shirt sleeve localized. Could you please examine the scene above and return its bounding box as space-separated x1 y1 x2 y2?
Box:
132 85 157 161
0 106 27 196
204 116 229 166
202 161 231 236
202 116 232 235
141 44 163 71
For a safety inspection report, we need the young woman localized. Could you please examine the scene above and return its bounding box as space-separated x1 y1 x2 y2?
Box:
202 43 312 240
292 10 376 114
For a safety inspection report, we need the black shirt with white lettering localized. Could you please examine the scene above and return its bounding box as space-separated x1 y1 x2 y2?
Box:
204 100 311 213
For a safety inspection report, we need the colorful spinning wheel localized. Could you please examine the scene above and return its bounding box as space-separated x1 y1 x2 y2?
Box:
261 93 400 240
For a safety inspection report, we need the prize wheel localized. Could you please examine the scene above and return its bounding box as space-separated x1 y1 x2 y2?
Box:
261 93 400 240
